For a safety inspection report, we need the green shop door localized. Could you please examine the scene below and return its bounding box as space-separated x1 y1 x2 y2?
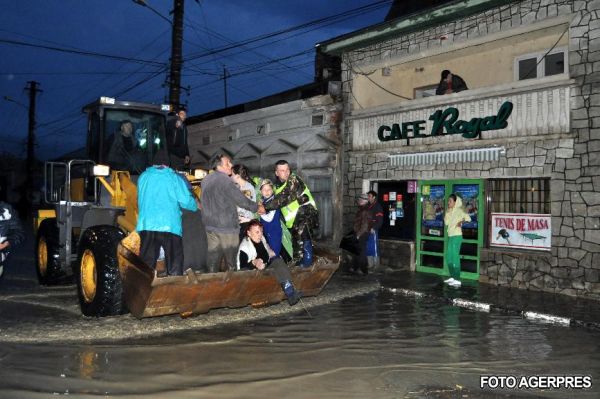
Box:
416 179 484 280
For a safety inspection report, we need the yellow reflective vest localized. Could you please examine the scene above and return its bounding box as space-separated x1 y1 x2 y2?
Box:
274 177 317 228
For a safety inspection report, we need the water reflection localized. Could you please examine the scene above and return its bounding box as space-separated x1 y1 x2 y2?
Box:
0 286 599 398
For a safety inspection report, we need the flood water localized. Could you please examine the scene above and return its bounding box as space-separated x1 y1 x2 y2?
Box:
1 283 599 399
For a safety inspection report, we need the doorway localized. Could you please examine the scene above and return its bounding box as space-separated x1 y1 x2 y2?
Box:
416 179 484 280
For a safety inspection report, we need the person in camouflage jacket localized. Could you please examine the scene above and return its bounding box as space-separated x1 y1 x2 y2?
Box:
263 160 318 266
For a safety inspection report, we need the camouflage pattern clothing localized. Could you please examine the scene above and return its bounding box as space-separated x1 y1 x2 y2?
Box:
264 174 319 262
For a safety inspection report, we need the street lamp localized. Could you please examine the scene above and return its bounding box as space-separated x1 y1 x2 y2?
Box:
3 95 28 110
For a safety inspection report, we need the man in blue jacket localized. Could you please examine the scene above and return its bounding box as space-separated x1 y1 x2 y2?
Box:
137 164 198 276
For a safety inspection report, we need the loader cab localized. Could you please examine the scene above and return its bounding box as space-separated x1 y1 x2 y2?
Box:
84 97 170 175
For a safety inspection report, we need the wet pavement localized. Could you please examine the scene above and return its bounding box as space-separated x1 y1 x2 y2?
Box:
1 272 599 398
1 236 600 397
379 270 600 330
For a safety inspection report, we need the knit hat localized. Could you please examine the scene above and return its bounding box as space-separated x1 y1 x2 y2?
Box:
357 193 368 201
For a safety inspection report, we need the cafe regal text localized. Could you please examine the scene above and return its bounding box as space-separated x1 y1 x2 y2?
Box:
377 101 513 144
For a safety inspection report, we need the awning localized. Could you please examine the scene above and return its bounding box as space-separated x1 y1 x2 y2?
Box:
389 146 505 167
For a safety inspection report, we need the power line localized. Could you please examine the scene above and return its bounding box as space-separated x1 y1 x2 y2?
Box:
0 38 166 66
184 0 392 61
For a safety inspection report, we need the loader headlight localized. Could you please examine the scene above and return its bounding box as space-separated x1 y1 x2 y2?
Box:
100 96 115 105
93 164 110 177
194 168 207 179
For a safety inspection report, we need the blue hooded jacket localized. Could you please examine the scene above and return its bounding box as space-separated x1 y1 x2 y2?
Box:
136 166 197 236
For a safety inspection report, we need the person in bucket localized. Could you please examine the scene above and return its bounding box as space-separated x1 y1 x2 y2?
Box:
237 220 300 306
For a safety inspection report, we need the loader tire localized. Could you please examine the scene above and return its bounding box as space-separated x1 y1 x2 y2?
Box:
36 218 68 285
76 225 128 317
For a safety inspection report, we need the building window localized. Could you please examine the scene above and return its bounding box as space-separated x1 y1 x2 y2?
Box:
488 178 550 214
311 114 324 126
515 48 567 81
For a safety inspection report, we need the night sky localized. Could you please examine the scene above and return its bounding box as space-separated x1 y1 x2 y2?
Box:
0 0 390 159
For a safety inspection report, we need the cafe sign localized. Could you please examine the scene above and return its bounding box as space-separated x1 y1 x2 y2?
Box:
490 212 551 251
378 101 513 143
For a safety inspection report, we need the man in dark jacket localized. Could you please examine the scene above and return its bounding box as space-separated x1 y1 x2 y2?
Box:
436 70 468 95
367 190 384 271
167 109 190 170
350 194 370 275
201 154 265 273
263 160 318 267
0 201 24 279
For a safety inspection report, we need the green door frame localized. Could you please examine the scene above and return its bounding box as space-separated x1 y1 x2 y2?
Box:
416 179 484 280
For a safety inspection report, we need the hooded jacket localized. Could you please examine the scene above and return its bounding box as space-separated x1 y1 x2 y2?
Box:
136 166 197 236
444 196 471 237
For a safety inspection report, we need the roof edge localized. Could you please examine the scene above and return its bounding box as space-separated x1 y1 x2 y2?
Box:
317 0 514 55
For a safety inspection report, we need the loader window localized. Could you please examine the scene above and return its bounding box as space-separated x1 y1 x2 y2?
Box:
103 110 166 174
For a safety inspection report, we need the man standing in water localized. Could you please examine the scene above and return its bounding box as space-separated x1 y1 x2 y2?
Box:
366 190 383 271
263 160 318 267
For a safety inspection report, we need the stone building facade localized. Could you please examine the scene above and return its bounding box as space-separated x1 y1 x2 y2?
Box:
319 0 600 299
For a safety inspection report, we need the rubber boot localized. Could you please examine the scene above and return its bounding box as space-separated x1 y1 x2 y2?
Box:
281 280 300 306
301 239 313 268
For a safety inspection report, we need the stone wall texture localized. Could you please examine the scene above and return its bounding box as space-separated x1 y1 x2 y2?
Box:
339 0 600 299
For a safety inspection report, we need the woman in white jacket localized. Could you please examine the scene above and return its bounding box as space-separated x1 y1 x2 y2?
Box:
238 220 300 305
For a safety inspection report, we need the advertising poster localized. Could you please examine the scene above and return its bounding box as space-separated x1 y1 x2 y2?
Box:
407 181 417 194
422 185 445 229
490 213 551 250
453 184 479 229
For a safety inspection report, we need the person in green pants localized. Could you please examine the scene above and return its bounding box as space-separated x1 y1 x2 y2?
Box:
443 194 471 287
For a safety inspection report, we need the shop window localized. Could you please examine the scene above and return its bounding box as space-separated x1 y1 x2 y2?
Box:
487 178 552 251
376 181 416 240
514 48 566 81
488 178 550 214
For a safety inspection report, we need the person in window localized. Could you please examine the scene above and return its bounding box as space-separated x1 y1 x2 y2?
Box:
237 220 300 306
443 194 471 287
106 120 143 173
436 70 468 95
167 109 190 170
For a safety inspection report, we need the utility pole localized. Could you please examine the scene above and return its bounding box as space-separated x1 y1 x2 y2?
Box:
25 81 41 210
169 0 184 109
222 66 230 108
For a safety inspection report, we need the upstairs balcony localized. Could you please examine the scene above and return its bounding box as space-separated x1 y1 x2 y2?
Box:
350 75 573 152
